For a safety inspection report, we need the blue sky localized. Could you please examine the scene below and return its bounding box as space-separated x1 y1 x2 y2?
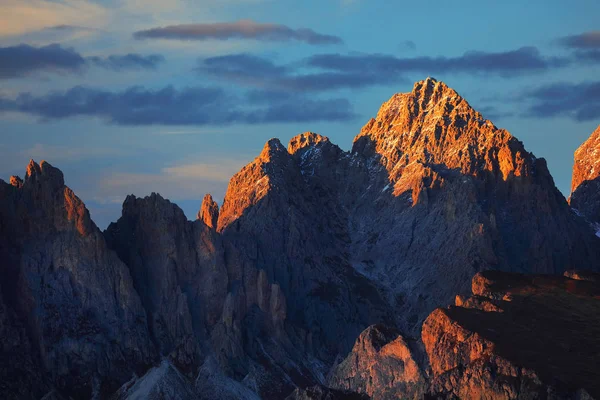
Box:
0 0 599 228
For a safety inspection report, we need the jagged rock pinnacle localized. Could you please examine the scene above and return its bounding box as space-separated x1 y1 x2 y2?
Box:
198 194 219 229
288 132 330 154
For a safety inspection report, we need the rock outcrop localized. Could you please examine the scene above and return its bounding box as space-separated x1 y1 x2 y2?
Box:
218 134 395 364
0 160 156 399
327 325 426 399
422 270 600 399
570 124 600 225
198 193 219 229
105 193 228 374
329 270 600 399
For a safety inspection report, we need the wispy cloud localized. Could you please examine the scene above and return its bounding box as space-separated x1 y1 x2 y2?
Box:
557 31 600 49
522 80 600 121
307 47 568 77
87 53 165 71
97 158 247 203
133 19 343 45
199 47 565 93
556 31 600 66
21 143 129 162
0 44 86 79
0 44 165 79
0 0 107 37
0 85 356 125
199 53 402 91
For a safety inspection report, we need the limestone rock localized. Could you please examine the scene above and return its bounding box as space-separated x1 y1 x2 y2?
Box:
423 271 600 399
328 324 426 399
105 192 229 373
570 124 600 224
286 385 368 400
198 193 219 229
0 160 156 399
111 360 197 400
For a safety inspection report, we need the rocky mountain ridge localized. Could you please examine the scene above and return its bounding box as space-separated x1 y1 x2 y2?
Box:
1 78 599 399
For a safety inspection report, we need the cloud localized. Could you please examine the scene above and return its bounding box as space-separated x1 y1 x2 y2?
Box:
87 53 165 70
0 44 86 79
0 0 108 37
199 47 569 93
200 53 403 92
202 53 289 79
133 19 343 45
9 25 101 45
0 85 356 125
522 81 600 121
307 47 567 77
477 106 514 121
21 143 129 162
97 158 247 202
558 31 600 49
0 43 166 79
570 50 600 65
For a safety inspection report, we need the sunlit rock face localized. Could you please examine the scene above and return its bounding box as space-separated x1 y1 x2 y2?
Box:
327 324 427 399
198 193 219 229
570 124 600 225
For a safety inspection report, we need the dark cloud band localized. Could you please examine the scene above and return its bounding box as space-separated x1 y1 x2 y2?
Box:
133 19 343 45
87 54 165 71
199 47 566 93
558 31 600 49
307 47 567 76
0 85 356 125
0 44 164 79
0 44 86 79
523 81 600 121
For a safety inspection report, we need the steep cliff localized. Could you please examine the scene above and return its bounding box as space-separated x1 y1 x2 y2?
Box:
0 161 156 399
570 124 600 225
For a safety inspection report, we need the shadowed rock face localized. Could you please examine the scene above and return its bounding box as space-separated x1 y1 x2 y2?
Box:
423 270 600 399
330 270 600 399
0 160 156 399
570 124 600 225
104 193 228 374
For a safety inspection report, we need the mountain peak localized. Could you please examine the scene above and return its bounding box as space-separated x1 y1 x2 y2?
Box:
353 78 527 181
198 193 219 229
24 159 65 188
288 132 330 154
